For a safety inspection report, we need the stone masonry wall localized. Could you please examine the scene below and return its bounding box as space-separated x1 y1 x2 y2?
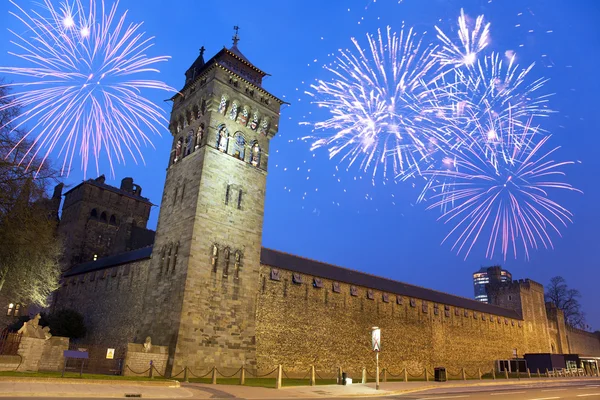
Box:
256 266 529 377
38 336 69 372
54 258 150 346
567 328 600 355
124 343 169 377
0 356 20 372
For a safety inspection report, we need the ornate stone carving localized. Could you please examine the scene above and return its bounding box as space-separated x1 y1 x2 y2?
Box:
143 336 152 352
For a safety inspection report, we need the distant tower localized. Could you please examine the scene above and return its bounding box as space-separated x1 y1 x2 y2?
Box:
473 266 512 303
58 175 153 268
137 29 285 374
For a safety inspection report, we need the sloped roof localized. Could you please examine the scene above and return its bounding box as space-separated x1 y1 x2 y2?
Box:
64 246 153 277
260 248 522 320
63 179 152 205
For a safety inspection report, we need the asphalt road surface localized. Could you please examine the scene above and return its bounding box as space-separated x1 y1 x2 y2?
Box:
396 380 600 400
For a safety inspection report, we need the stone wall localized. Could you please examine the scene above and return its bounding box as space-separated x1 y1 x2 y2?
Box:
123 343 169 377
255 266 529 377
38 337 69 372
0 356 21 372
54 258 150 346
567 327 600 355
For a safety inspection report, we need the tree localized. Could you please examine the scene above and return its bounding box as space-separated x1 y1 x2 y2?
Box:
545 276 586 329
0 81 62 307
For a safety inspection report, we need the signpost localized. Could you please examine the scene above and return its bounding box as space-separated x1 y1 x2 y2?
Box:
62 350 89 378
372 327 381 390
106 348 115 360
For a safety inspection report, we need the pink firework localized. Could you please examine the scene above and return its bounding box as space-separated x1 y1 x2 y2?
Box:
0 0 175 176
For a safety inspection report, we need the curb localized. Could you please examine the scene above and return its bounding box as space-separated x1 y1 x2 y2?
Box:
0 376 180 387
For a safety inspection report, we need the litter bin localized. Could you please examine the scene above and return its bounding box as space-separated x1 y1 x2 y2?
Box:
342 372 348 385
434 367 447 382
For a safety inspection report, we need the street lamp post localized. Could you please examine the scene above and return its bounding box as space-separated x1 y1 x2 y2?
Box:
372 327 381 390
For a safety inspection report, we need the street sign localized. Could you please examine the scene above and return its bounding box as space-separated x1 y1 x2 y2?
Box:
372 327 381 352
106 348 115 359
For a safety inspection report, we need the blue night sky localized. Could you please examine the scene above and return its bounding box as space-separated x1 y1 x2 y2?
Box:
0 0 598 329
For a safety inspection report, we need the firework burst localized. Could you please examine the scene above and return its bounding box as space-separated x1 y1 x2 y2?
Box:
434 8 491 68
307 26 447 181
422 126 580 260
0 0 175 176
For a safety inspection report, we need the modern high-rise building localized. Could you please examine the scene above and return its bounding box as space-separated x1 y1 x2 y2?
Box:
473 266 513 303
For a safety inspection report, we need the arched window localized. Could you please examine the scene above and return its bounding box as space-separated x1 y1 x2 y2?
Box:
174 137 183 163
237 107 249 126
216 125 229 152
185 131 193 156
211 244 219 273
250 142 261 167
166 244 172 273
109 215 117 225
100 212 107 222
173 242 179 272
233 132 245 160
160 246 166 273
200 99 207 115
259 118 269 135
195 124 204 149
6 303 14 316
223 247 230 277
250 111 259 130
192 105 199 120
229 102 238 121
234 251 242 279
183 112 189 128
90 209 98 218
218 95 227 114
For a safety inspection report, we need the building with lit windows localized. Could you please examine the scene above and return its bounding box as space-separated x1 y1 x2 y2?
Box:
473 266 513 303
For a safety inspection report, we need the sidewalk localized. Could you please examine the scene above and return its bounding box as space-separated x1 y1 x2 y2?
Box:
0 376 598 398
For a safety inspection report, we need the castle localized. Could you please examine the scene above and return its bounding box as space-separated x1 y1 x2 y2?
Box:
47 35 600 377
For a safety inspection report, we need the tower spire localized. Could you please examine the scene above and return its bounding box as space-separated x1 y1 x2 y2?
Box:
232 25 240 47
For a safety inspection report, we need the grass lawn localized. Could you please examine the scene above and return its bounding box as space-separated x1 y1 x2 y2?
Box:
180 377 337 387
0 371 169 381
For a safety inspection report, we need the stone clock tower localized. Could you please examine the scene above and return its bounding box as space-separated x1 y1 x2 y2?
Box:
137 30 284 374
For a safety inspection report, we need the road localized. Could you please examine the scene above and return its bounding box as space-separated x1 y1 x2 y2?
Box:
396 380 600 400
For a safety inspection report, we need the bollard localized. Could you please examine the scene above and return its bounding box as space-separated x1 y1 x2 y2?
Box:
184 366 189 383
403 368 408 382
462 367 466 381
383 368 387 383
310 365 315 386
527 368 531 379
546 368 549 377
276 365 282 389
478 368 482 380
239 366 245 385
211 367 217 385
517 370 521 380
338 366 343 385
425 367 429 382
362 367 367 384
537 368 541 378
149 361 153 379
504 369 509 380
492 368 496 380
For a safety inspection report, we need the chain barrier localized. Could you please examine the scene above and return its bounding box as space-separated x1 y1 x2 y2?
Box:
366 369 376 378
245 366 278 378
216 367 242 378
299 368 311 380
464 370 479 378
386 369 403 377
446 369 462 377
187 367 214 379
314 369 336 380
152 364 166 378
125 365 151 376
282 369 292 379
171 369 185 379
406 369 426 378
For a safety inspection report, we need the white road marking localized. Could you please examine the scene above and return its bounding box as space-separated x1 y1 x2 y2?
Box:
418 396 470 400
490 392 526 396
527 397 561 400
577 394 600 397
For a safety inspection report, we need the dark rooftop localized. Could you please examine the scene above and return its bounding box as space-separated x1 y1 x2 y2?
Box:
64 246 152 277
62 245 522 320
261 248 522 320
63 178 152 205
